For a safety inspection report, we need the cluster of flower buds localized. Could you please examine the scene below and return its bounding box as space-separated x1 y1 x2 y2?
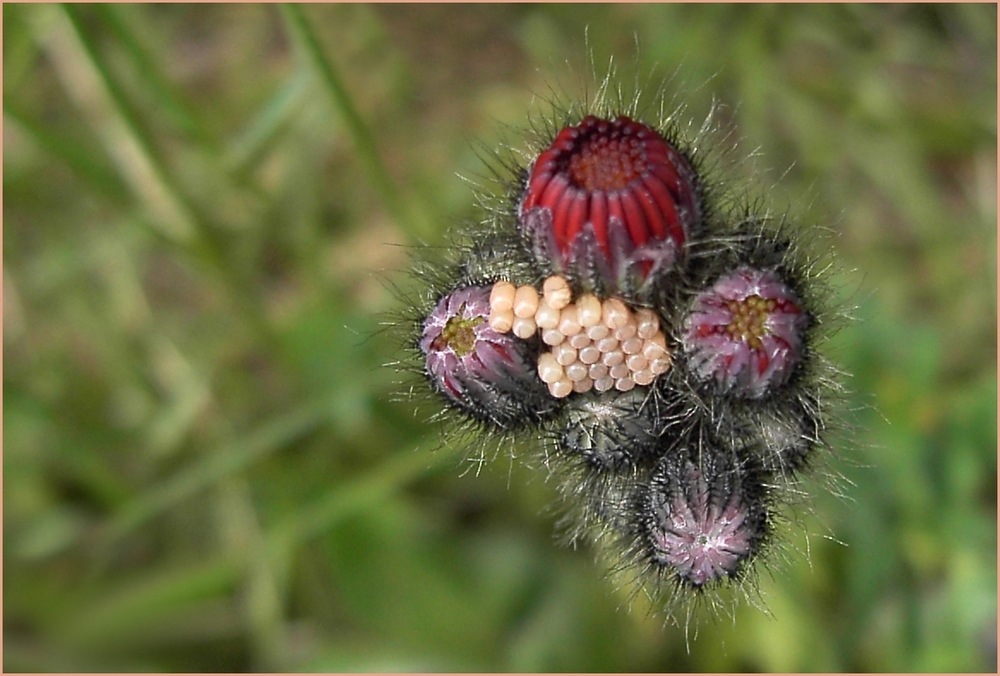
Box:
401 86 844 623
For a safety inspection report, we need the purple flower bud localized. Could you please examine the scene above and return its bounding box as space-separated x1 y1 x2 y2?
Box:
644 450 768 588
682 266 809 398
420 284 552 427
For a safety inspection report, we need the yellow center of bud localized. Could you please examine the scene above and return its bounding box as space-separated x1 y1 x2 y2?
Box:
433 309 482 356
724 295 777 349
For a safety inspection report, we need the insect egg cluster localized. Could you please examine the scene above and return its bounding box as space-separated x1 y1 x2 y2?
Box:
488 276 671 398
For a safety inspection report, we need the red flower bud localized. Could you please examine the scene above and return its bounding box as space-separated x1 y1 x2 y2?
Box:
519 115 700 292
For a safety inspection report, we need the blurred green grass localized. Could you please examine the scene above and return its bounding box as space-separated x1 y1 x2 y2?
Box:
3 4 996 672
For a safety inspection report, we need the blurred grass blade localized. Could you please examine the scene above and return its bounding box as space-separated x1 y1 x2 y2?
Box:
4 100 130 204
280 4 432 240
269 436 451 553
59 557 239 648
225 69 311 177
55 4 202 246
92 3 215 147
99 399 336 545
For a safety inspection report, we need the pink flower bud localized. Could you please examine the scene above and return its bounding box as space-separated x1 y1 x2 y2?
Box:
682 266 809 398
645 450 768 587
420 285 550 426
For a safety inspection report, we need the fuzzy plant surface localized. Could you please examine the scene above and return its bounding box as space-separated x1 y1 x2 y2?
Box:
393 68 851 627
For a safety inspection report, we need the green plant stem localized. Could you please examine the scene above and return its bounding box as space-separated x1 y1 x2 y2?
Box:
60 4 204 247
58 4 280 347
92 3 214 147
280 4 432 241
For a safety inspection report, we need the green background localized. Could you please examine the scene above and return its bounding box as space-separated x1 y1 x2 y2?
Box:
4 4 996 671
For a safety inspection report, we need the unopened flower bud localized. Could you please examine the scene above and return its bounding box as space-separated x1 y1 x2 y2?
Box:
519 115 700 294
682 266 809 398
420 285 551 426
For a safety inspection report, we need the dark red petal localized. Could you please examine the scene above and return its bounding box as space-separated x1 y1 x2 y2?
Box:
607 192 627 240
564 191 589 244
642 175 684 244
652 163 685 200
551 187 575 249
633 182 668 240
537 172 570 214
642 144 673 165
589 191 609 253
523 169 553 211
552 125 579 151
619 189 650 247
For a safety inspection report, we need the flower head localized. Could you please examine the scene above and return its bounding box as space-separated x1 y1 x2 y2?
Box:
420 285 551 426
519 115 700 293
559 387 664 470
644 449 769 587
682 266 809 398
397 67 849 628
